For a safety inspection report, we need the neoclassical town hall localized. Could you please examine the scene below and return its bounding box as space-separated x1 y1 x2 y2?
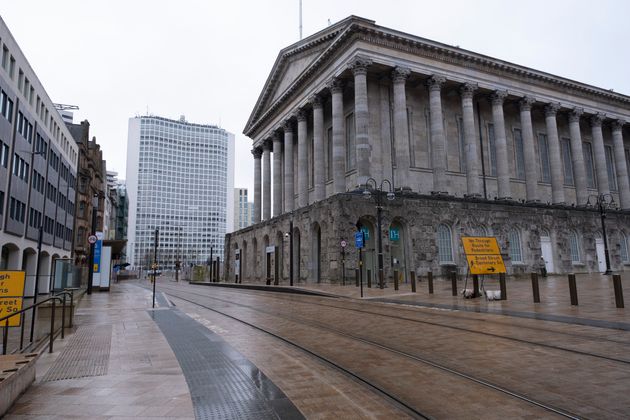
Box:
225 16 630 284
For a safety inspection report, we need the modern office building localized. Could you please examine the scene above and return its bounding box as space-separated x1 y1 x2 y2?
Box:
0 16 78 295
225 16 630 284
234 188 254 230
126 115 234 269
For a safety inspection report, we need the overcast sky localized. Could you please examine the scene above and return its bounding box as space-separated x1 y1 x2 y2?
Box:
2 0 629 194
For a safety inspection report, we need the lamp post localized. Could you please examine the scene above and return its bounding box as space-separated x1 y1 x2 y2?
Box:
86 193 99 295
289 218 294 286
587 193 615 275
362 178 395 289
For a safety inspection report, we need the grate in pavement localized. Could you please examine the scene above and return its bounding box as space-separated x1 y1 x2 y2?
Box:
41 325 112 381
152 309 304 420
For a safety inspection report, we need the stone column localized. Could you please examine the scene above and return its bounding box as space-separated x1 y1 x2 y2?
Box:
569 108 588 205
591 113 610 196
349 56 372 188
262 140 272 220
519 97 538 202
392 66 411 190
297 110 308 208
428 75 447 193
312 94 325 201
460 82 480 197
252 147 262 223
612 120 630 209
273 132 283 217
328 78 346 194
545 103 565 204
491 90 511 199
283 121 294 212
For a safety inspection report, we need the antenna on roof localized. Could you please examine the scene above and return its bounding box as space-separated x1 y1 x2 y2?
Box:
299 0 303 40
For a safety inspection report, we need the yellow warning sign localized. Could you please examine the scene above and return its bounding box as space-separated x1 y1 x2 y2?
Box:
462 237 501 255
461 237 506 275
466 255 506 275
0 271 25 327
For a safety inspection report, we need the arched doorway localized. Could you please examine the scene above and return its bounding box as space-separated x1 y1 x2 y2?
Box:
22 248 37 296
293 227 301 283
311 222 321 283
357 217 376 286
595 233 606 273
252 237 258 281
276 231 284 282
389 219 407 283
539 229 554 274
1 243 20 270
241 240 248 281
263 235 270 281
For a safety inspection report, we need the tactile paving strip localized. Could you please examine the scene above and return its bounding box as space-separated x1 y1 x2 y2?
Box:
41 325 112 381
152 309 304 420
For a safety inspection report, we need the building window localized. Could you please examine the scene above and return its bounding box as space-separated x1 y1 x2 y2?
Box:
487 123 497 176
513 128 525 180
508 229 522 262
538 133 551 182
345 113 355 170
437 224 453 263
0 141 8 168
620 233 630 263
605 145 617 191
0 190 3 216
457 116 466 173
569 231 581 263
583 142 596 189
561 138 574 186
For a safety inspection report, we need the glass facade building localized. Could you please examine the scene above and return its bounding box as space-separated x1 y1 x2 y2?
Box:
126 116 234 269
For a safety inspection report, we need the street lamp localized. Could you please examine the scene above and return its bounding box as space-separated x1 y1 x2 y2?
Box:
362 178 395 289
586 193 615 275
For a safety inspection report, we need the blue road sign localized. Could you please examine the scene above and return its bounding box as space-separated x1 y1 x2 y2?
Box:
355 231 365 249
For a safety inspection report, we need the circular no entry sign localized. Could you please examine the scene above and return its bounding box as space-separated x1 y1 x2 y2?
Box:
88 235 97 244
340 240 347 248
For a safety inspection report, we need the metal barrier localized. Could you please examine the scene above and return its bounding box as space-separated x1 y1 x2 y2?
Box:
1 290 75 355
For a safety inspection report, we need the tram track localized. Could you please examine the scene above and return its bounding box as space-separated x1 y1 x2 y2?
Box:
155 283 593 419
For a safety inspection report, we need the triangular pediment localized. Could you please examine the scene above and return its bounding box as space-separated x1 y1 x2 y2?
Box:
244 16 375 136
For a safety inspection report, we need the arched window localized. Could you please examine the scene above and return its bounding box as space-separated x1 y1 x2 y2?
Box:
569 231 581 263
437 224 453 263
474 225 488 236
620 233 629 263
508 229 522 262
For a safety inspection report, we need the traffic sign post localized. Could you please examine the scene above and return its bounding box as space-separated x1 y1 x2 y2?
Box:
87 235 97 245
340 240 347 286
461 236 506 275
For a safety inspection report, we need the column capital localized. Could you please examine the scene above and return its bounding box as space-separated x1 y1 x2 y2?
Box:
309 93 323 109
544 103 561 118
272 131 283 143
569 107 584 123
490 90 508 106
262 138 273 150
296 109 307 122
348 55 372 76
283 120 294 133
427 75 446 92
519 96 535 112
591 112 606 127
251 147 263 159
459 82 478 99
391 66 411 84
327 77 344 94
612 119 626 132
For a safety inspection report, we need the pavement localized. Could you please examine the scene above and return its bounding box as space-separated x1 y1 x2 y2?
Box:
3 270 629 419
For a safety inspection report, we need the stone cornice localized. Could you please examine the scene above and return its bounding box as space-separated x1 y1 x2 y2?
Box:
244 16 630 143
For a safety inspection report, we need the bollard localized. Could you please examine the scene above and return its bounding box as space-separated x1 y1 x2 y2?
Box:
613 274 624 309
472 274 480 298
394 270 399 291
450 271 457 296
355 269 360 287
499 273 507 300
568 273 578 306
428 271 434 294
367 269 372 288
531 272 540 303
266 276 271 286
411 271 417 293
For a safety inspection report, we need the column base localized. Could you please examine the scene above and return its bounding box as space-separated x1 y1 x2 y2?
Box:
525 199 540 204
430 191 449 196
495 196 513 201
463 193 482 199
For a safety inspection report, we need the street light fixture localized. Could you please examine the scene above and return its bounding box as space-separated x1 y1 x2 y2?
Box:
362 177 395 289
586 193 615 275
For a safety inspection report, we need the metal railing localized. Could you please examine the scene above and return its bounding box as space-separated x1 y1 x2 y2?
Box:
1 290 75 355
